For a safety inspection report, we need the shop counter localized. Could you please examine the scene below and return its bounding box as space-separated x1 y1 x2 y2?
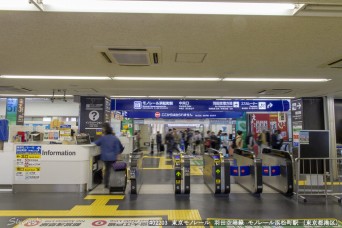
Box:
2 143 101 192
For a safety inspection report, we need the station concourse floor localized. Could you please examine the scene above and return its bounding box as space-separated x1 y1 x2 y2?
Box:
0 151 341 227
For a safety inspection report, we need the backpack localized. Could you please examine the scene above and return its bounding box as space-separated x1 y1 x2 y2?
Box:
231 138 237 149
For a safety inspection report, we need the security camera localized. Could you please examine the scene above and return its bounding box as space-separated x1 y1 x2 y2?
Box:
50 97 55 103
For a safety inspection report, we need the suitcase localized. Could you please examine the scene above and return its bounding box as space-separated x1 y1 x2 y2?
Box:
109 161 127 193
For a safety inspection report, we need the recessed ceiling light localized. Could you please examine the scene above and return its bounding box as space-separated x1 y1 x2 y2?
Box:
113 77 220 81
0 1 301 16
0 75 111 80
222 78 331 82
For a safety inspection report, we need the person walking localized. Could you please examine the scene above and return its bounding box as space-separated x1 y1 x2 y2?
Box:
156 131 162 153
94 123 124 188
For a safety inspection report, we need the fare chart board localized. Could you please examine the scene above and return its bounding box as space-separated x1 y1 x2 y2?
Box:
16 146 41 181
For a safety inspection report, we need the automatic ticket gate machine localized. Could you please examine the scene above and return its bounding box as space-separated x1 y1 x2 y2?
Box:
203 149 231 195
262 148 294 196
233 149 263 195
129 152 144 195
173 153 190 195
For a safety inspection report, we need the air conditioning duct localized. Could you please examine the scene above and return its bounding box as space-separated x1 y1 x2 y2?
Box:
95 46 161 66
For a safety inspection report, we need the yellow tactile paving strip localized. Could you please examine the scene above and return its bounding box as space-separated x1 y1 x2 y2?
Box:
142 156 173 170
0 195 203 225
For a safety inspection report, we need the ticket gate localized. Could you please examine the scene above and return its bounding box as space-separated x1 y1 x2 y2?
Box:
129 152 144 195
233 149 263 195
203 150 231 195
173 153 191 195
262 148 294 196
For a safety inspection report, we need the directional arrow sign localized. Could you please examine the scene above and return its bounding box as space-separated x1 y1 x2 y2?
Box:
216 169 220 174
176 171 181 177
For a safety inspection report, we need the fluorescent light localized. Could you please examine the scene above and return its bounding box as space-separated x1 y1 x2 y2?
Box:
113 77 220 81
0 94 34 97
0 75 111 80
148 96 184 98
222 78 331 82
0 0 300 16
35 95 74 97
186 96 222 99
111 96 148 98
220 96 295 99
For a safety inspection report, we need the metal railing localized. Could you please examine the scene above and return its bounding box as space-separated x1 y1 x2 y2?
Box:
295 157 342 203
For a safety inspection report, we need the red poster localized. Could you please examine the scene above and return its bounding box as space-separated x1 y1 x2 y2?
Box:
251 113 288 141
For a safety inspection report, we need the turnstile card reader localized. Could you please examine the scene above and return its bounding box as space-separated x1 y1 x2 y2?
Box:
173 153 190 195
203 151 230 195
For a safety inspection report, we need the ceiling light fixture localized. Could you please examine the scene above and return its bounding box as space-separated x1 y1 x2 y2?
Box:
148 96 184 98
0 75 111 80
222 78 331 82
113 77 220 81
110 96 148 98
0 94 35 97
0 1 301 16
35 95 74 97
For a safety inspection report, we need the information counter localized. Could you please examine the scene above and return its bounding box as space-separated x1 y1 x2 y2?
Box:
1 143 101 192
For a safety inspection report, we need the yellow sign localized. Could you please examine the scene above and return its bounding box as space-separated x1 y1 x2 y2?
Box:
215 179 221 184
176 180 181 184
16 154 41 159
16 167 40 172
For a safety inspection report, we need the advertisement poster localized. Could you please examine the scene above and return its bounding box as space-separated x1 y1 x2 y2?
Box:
121 118 133 136
299 131 309 144
16 146 41 181
6 98 18 125
251 113 288 141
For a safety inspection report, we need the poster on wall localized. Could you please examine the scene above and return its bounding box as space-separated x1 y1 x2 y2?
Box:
6 98 18 125
16 146 41 181
121 118 134 136
250 113 288 141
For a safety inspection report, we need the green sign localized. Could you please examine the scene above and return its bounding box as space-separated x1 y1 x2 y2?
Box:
121 118 133 136
176 171 181 177
6 98 18 125
216 169 220 174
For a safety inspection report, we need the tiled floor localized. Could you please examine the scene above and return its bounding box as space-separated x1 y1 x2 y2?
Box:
0 153 341 227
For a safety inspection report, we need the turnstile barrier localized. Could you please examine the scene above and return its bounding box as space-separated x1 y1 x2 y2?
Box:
129 152 144 195
203 151 230 195
262 148 294 196
233 149 263 194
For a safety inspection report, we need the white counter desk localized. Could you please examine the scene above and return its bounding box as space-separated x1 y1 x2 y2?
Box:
1 143 101 192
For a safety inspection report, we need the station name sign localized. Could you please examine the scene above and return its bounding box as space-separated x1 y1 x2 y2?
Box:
111 99 290 112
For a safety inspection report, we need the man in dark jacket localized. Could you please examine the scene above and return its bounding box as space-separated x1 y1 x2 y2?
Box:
94 123 124 188
156 131 162 153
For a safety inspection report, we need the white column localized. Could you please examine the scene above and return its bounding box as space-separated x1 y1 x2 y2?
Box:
324 96 337 178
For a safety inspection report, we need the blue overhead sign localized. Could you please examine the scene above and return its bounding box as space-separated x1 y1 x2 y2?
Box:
111 99 290 112
114 111 243 119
